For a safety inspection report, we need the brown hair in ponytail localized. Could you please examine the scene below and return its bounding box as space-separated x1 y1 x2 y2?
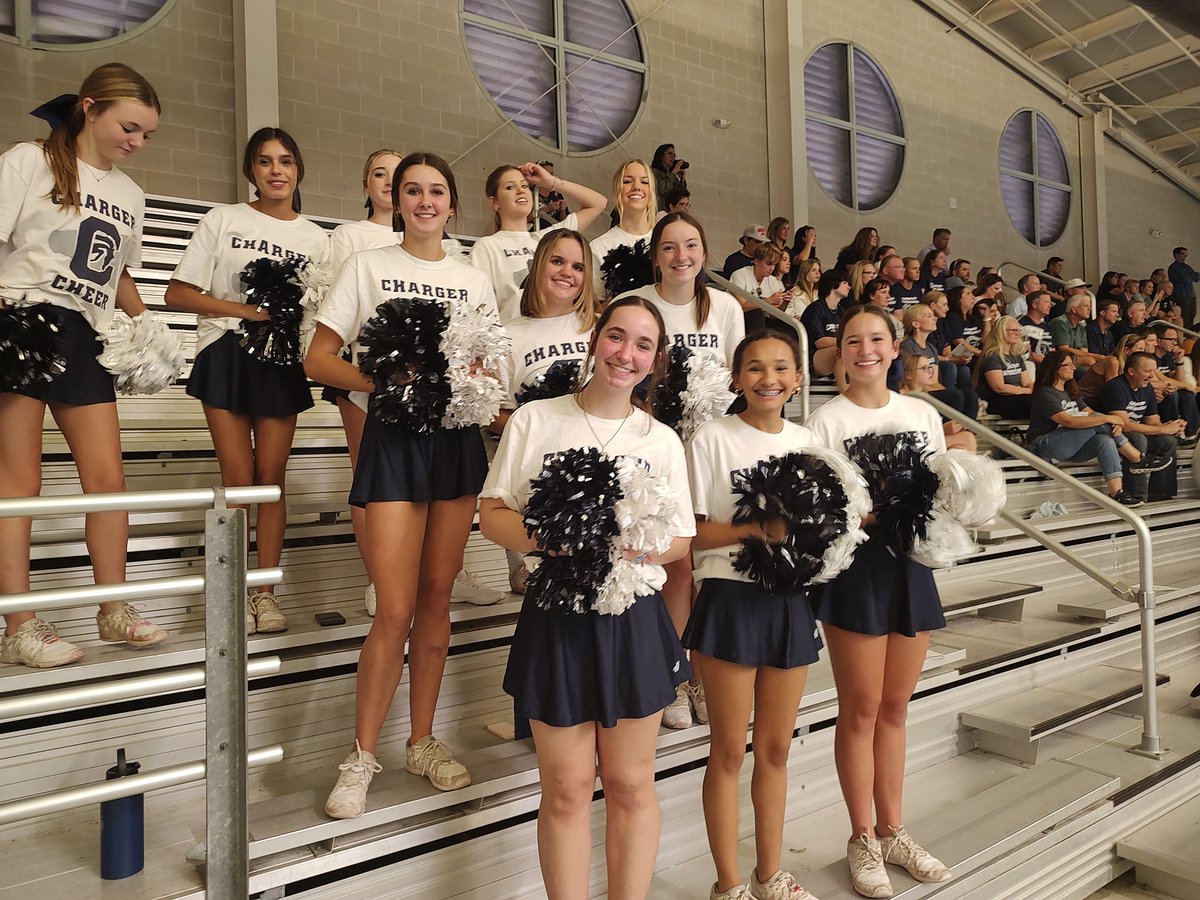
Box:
40 63 160 214
650 211 712 328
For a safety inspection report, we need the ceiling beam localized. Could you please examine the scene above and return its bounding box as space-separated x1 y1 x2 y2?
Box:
1128 84 1200 123
1068 35 1200 93
977 0 1038 26
1148 126 1200 153
1024 8 1144 63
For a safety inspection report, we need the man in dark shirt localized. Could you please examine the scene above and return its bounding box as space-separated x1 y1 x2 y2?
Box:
1019 289 1054 365
721 224 767 279
802 269 850 375
1167 247 1199 326
1151 324 1199 442
1086 299 1119 356
1111 299 1146 344
1096 352 1184 500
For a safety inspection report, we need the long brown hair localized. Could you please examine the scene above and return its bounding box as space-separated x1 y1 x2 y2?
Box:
519 230 602 329
40 63 160 213
650 212 712 328
577 295 669 416
391 151 461 232
484 164 530 229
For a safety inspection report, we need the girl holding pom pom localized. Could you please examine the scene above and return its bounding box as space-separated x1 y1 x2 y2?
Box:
164 127 329 635
684 330 827 900
0 63 168 668
590 159 658 300
307 152 499 817
479 296 695 900
805 305 952 898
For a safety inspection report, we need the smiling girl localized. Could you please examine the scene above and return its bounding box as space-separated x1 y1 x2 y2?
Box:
590 159 658 299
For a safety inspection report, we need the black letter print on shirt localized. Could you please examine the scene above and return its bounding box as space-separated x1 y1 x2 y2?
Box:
70 218 122 286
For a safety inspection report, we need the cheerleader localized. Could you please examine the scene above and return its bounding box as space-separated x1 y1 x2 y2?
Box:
470 162 606 322
164 128 329 636
589 159 658 299
684 330 822 900
479 296 695 899
309 152 497 817
805 305 952 898
624 211 745 729
0 64 168 668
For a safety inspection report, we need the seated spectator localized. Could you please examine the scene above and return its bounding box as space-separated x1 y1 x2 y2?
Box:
834 226 878 272
974 315 1033 419
792 224 817 265
940 281 981 363
899 354 978 451
730 242 787 333
864 277 903 340
1075 332 1148 402
1095 351 1185 502
787 258 821 316
920 250 948 293
1007 272 1045 319
886 255 921 313
1111 299 1147 343
948 257 971 283
1086 298 1120 356
917 227 950 266
722 224 767 278
1157 280 1184 327
847 258 878 306
1050 276 1091 319
1019 289 1054 366
1043 256 1066 303
901 305 978 419
803 269 850 376
1151 323 1200 443
919 289 971 393
1048 293 1101 369
766 217 791 254
963 294 997 358
1027 350 1168 507
656 185 691 220
1095 271 1121 302
873 244 897 264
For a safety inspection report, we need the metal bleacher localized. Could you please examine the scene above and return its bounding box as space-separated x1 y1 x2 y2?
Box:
2 198 1200 899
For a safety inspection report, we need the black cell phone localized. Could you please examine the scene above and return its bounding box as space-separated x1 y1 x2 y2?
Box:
314 611 346 626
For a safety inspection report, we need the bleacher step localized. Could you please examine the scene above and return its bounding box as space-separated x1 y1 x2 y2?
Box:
940 579 1041 621
803 757 1119 899
1058 594 1140 621
960 665 1169 764
977 497 1197 543
1116 791 1200 899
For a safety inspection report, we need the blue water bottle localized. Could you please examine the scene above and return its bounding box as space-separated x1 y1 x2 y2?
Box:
100 748 144 879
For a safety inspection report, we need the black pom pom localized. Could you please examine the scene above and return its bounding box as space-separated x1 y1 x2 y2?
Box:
238 257 306 366
522 447 622 614
600 239 653 300
844 432 939 555
730 451 850 592
653 344 692 435
515 359 581 406
358 297 451 433
0 304 68 391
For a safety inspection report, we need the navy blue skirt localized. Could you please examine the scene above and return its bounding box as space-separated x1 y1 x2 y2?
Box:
504 590 691 729
349 413 487 506
684 578 822 669
15 306 114 407
816 528 945 637
187 331 313 418
321 385 351 404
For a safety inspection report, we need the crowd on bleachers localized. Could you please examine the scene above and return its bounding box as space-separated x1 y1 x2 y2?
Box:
2 64 1195 900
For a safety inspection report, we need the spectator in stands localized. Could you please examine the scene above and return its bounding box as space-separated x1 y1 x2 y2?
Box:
1151 324 1200 443
834 226 879 272
865 277 903 339
535 160 569 229
886 255 921 315
965 295 998 359
787 258 821 317
1019 289 1054 366
1049 277 1090 319
0 64 168 668
921 289 971 392
731 242 787 332
651 142 687 211
940 280 979 362
722 224 767 279
803 269 851 376
899 354 977 451
919 249 948 293
1076 332 1149 402
1168 246 1199 326
792 224 817 265
1112 299 1147 343
1086 298 1121 357
1095 271 1121 303
480 297 694 900
901 305 979 420
1028 351 1167 507
1043 256 1066 303
1048 293 1100 369
847 258 878 306
1097 351 1184 502
917 227 951 266
766 217 791 255
974 316 1033 419
1007 272 1044 319
948 258 971 283
873 245 897 267
657 185 691 221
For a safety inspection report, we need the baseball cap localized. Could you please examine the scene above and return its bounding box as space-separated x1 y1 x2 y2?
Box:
1063 277 1092 289
741 224 767 243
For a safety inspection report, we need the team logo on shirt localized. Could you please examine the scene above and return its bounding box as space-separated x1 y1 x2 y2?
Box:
46 217 124 308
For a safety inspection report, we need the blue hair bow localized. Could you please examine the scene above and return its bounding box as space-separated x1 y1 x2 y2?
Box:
30 94 78 132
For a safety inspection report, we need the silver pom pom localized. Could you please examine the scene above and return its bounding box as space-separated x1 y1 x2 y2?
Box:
99 311 186 395
439 301 511 430
595 455 676 616
297 257 337 356
806 445 872 585
909 450 1005 568
678 352 735 443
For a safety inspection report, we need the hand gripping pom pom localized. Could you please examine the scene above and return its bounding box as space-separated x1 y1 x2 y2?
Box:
515 359 581 406
910 450 1006 568
730 448 870 593
99 311 186 395
238 257 307 366
0 304 67 391
595 456 678 615
600 240 653 300
440 302 510 430
296 257 336 357
844 432 940 557
357 298 451 433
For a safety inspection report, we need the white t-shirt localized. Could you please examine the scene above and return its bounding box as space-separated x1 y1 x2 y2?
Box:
624 284 745 368
482 394 696 592
687 415 823 584
172 203 330 353
0 142 145 332
328 219 397 273
500 312 591 409
730 267 784 305
806 392 948 463
590 224 653 298
470 213 579 323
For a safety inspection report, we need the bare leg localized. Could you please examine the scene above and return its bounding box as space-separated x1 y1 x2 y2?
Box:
529 720 598 900
0 394 46 633
250 414 299 591
873 631 930 835
203 403 255 566
597 713 665 900
750 664 809 882
337 398 373 584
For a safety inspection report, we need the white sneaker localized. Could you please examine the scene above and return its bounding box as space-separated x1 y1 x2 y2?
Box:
249 592 287 633
662 683 693 729
687 681 709 725
879 826 951 883
751 867 817 899
711 883 754 899
406 734 471 791
324 740 382 819
451 569 504 606
365 583 376 617
95 603 169 649
509 561 528 595
847 833 892 898
1 618 84 668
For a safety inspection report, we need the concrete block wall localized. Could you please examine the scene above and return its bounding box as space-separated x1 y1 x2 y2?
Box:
0 0 238 204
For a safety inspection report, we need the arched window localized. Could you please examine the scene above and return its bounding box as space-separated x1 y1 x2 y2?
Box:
999 110 1072 247
0 0 176 48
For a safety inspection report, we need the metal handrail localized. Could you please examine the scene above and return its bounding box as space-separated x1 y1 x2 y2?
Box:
705 268 812 420
0 745 283 826
1150 319 1200 342
0 485 280 518
996 260 1068 290
908 391 1164 759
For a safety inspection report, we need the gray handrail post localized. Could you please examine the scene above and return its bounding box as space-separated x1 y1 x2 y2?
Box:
907 391 1166 759
204 487 251 895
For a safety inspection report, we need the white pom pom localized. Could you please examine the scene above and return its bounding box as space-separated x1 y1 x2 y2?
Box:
99 310 186 395
679 352 734 443
807 445 872 584
439 301 511 430
595 455 677 616
930 449 1006 527
910 512 979 569
297 257 336 356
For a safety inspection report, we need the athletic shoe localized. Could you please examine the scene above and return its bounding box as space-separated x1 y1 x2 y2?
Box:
365 583 376 617
1128 453 1173 475
687 681 709 725
405 735 471 791
711 883 754 899
879 826 951 883
751 867 817 899
246 605 256 635
847 833 892 898
324 740 382 819
451 569 505 606
1112 490 1144 508
249 592 288 632
95 603 169 649
0 618 85 668
662 682 693 729
509 561 529 595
